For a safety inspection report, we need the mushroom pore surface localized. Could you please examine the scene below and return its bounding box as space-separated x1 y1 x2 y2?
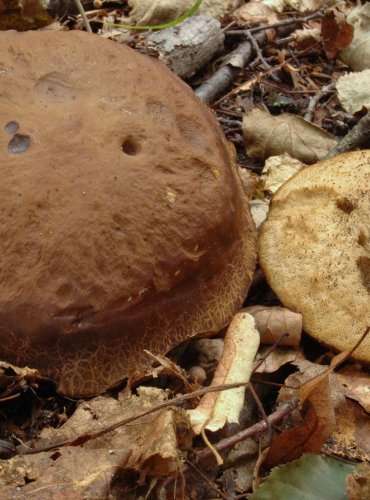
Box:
258 150 370 362
0 31 256 396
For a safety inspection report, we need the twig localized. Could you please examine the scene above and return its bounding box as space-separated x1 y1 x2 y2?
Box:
245 30 279 82
304 81 337 122
163 398 299 488
226 10 324 37
74 0 92 33
325 112 370 158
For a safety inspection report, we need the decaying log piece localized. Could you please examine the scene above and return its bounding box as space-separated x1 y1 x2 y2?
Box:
147 14 224 78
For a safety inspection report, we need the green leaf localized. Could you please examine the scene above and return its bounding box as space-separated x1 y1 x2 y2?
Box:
251 453 356 500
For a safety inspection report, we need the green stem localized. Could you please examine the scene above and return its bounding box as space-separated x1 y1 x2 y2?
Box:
109 0 203 31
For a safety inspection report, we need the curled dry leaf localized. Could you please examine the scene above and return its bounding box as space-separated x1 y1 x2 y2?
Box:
243 305 302 347
242 109 337 163
187 312 260 434
339 3 370 71
336 70 370 115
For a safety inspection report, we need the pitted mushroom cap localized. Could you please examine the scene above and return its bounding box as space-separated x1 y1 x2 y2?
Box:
259 150 370 361
0 31 256 396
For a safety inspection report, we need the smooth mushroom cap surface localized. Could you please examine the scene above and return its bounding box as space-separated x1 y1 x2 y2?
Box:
0 31 257 396
258 150 370 361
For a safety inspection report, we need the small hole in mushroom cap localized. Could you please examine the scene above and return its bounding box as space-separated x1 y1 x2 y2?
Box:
8 134 31 154
121 137 140 156
4 121 19 134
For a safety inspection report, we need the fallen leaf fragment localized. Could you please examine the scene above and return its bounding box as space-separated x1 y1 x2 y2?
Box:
128 0 190 25
346 462 370 500
339 3 370 71
336 70 370 114
260 154 305 195
233 0 278 26
250 199 269 229
255 347 305 374
188 312 260 434
337 365 370 413
0 447 132 499
243 305 302 346
324 397 370 462
242 109 337 163
321 8 354 59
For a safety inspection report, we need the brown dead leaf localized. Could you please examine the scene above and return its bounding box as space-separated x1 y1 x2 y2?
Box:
243 305 302 346
37 387 191 477
321 9 354 59
188 312 260 434
266 360 341 466
337 365 370 413
242 109 337 163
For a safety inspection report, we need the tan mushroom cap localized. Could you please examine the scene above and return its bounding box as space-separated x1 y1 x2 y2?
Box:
259 150 370 361
0 31 256 396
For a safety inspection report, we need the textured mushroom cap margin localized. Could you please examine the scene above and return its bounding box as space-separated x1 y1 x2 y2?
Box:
258 150 370 362
0 31 257 396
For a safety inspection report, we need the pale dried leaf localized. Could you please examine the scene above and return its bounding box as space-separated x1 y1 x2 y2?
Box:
260 153 305 194
188 312 260 434
128 0 190 25
250 199 269 229
339 4 370 71
242 109 337 163
0 447 132 499
128 0 233 25
255 346 305 374
337 365 370 413
336 70 370 114
233 0 278 26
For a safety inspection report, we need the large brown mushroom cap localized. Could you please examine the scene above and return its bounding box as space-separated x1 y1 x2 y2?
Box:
0 31 256 396
259 150 370 361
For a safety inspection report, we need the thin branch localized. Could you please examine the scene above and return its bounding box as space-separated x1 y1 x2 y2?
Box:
74 0 92 33
304 81 337 122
